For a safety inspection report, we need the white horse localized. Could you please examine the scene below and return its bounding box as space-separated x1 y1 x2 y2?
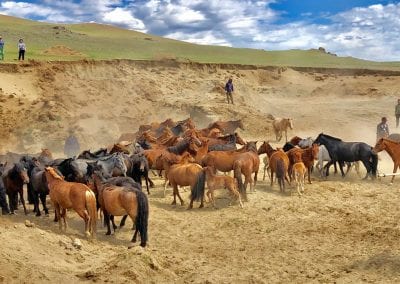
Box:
298 137 314 148
316 145 360 177
272 117 293 142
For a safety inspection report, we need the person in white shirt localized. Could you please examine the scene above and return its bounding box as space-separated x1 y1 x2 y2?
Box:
18 38 26 60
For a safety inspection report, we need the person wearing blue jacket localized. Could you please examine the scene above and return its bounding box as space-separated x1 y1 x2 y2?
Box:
225 78 234 104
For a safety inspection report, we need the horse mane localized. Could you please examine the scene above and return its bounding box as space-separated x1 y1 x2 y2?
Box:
318 133 342 142
46 167 64 180
167 138 190 154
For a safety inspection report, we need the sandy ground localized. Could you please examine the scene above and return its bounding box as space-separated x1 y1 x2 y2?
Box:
1 60 400 283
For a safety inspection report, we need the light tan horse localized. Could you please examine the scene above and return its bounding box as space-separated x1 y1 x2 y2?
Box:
272 117 294 142
44 167 97 238
190 166 243 209
291 160 307 196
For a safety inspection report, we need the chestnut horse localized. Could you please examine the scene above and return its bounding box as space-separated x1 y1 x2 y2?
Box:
92 172 149 247
268 150 290 192
207 119 245 135
44 167 97 238
167 162 203 206
291 160 307 196
286 144 319 184
272 117 294 142
373 138 400 183
3 162 29 214
189 166 243 209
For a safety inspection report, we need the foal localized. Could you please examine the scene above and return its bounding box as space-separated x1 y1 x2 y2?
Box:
204 166 243 208
291 161 307 196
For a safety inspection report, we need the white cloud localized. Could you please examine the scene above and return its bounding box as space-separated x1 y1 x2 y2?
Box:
102 8 146 31
166 31 231 46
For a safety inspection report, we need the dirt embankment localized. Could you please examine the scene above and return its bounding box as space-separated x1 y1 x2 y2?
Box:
0 59 399 154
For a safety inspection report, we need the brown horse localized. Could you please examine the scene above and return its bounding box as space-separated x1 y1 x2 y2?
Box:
189 166 243 209
92 173 149 247
44 167 97 238
258 141 277 180
3 162 29 214
289 136 302 146
373 138 400 183
208 119 245 135
268 150 290 192
272 117 294 142
167 162 203 206
286 144 319 184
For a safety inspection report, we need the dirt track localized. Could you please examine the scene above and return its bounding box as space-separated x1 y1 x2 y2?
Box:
1 60 400 283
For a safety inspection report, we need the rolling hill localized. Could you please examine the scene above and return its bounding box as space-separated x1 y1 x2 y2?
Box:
1 14 400 70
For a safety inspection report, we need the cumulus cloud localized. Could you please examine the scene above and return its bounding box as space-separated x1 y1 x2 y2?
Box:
0 1 400 61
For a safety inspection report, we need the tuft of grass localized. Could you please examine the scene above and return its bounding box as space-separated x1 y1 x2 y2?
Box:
0 14 400 70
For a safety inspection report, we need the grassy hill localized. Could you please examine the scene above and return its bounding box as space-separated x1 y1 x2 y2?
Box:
1 14 400 70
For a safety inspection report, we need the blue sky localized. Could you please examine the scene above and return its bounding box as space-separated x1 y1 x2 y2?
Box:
1 0 400 61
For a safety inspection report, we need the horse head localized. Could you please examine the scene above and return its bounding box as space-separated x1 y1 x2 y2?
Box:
245 141 258 152
237 119 245 131
373 138 386 153
287 118 294 130
234 133 246 145
45 166 64 181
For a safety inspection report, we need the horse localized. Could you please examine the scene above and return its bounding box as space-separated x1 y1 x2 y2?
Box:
257 141 277 181
0 163 10 214
268 150 290 192
189 166 243 209
38 148 53 166
91 172 148 247
208 133 246 152
286 144 319 184
289 136 302 146
167 162 203 206
314 133 377 179
373 138 400 183
207 119 245 135
30 166 50 216
77 148 108 160
272 117 293 142
298 137 314 149
44 167 97 238
291 161 307 196
129 153 151 194
3 162 29 214
57 158 90 183
316 145 361 178
91 153 128 178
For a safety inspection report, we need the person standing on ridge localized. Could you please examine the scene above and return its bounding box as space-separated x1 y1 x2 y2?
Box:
225 78 234 104
0 36 4 60
18 38 26 61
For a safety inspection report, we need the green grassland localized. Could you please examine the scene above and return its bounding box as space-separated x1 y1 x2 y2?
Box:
1 14 400 70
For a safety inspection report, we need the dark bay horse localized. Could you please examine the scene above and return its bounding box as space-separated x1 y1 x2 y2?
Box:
31 166 50 216
208 119 244 135
3 162 30 214
314 133 377 179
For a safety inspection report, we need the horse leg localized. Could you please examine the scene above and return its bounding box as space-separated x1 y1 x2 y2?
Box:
325 161 334 177
211 190 216 209
360 159 371 180
253 171 258 191
307 166 312 184
61 208 68 231
53 203 62 230
391 164 399 184
148 176 155 188
171 184 178 205
163 177 169 197
144 172 150 194
19 188 28 215
40 193 49 215
109 215 118 231
120 215 128 228
76 209 91 237
33 191 41 216
104 211 112 235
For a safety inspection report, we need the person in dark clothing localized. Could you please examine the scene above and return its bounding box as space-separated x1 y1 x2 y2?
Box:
64 131 80 158
0 163 10 215
395 99 400 128
18 38 26 61
0 36 4 60
225 78 234 104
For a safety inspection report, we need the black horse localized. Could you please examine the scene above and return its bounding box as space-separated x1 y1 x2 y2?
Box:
30 166 50 216
77 148 108 160
0 163 10 214
208 134 239 152
128 153 151 194
314 133 378 179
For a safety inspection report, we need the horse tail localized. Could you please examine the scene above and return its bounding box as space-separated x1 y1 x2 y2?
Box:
234 162 244 196
85 189 97 237
370 150 378 177
135 190 149 247
276 159 285 191
190 170 206 202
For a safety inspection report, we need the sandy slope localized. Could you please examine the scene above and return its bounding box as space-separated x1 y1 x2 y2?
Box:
0 60 400 283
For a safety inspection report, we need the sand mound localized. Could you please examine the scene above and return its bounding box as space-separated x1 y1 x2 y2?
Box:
42 45 84 57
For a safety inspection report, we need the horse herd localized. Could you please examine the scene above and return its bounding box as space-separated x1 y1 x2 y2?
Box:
0 116 399 248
